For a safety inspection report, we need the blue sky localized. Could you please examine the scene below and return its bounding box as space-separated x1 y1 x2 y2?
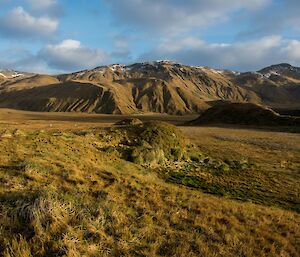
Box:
0 0 300 74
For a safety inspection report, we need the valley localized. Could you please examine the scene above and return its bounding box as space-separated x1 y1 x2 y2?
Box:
0 108 299 256
0 61 299 257
1 0 299 256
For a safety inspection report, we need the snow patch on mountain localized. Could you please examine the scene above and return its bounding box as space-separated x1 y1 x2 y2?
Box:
262 71 280 78
0 70 24 79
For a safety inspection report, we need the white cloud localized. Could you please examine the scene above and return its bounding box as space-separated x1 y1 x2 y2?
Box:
2 36 300 74
106 0 271 34
0 47 49 74
0 7 58 39
39 39 111 71
238 0 300 38
281 40 300 61
140 36 300 71
0 40 111 74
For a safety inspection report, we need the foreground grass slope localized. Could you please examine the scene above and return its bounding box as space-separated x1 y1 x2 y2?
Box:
0 122 299 256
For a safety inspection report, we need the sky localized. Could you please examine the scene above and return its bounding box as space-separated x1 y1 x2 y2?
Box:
0 0 300 74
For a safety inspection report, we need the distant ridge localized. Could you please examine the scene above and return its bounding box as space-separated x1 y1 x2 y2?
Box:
0 61 299 114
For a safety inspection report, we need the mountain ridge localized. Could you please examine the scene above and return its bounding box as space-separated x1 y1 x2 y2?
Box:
0 61 299 115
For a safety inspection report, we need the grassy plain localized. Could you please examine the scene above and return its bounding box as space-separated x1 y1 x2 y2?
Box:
0 108 299 257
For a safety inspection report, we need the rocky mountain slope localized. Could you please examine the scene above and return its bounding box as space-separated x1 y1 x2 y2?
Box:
0 61 299 114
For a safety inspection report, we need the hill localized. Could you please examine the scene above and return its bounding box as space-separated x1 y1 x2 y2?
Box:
233 64 300 110
191 102 300 126
0 62 299 114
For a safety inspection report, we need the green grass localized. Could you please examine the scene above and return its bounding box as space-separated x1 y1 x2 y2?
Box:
156 144 300 213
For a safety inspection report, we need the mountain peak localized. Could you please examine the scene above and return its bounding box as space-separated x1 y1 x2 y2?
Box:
259 63 299 72
258 63 300 79
270 63 293 68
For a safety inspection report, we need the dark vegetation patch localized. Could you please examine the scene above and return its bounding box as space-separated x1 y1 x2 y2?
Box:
157 144 300 213
191 102 300 127
275 108 300 117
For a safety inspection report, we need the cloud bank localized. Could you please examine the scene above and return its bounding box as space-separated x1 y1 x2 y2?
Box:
39 40 110 71
0 7 58 39
0 0 300 73
141 36 300 71
106 0 271 34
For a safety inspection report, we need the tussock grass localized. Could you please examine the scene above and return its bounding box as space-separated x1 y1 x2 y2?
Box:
0 123 299 256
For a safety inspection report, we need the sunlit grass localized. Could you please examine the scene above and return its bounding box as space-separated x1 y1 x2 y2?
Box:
0 123 299 256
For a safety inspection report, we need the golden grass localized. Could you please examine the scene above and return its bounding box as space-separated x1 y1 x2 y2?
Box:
0 112 299 256
181 126 300 170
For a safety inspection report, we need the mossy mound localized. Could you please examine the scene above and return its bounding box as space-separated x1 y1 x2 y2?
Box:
118 121 186 166
137 122 185 157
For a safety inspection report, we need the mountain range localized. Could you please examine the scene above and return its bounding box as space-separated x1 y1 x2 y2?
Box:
0 61 299 115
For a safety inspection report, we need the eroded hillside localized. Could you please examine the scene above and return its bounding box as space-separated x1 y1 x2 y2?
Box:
0 62 299 114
